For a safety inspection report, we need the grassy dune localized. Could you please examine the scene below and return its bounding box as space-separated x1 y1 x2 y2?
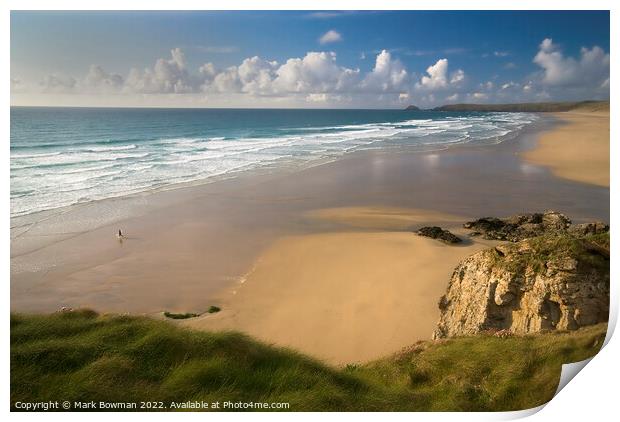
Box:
432 100 609 112
11 310 606 411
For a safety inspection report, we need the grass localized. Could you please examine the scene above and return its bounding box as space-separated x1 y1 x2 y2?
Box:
433 100 609 112
207 306 221 314
11 310 607 411
492 232 609 276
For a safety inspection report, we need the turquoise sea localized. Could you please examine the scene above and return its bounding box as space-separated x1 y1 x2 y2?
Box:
10 107 537 217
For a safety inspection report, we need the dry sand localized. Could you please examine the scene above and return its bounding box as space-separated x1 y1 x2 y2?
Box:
184 207 495 364
522 111 609 187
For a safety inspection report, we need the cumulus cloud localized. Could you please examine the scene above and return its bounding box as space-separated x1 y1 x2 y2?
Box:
39 74 77 93
362 50 408 92
319 30 343 44
125 48 194 94
15 36 609 108
203 56 279 95
533 38 609 87
274 52 357 93
83 65 124 93
415 58 465 90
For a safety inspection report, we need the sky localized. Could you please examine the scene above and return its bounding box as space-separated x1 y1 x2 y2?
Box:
10 10 610 108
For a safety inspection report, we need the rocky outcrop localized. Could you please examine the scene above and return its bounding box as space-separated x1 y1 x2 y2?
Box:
417 226 462 244
464 210 571 241
463 210 609 242
433 232 609 339
568 222 610 237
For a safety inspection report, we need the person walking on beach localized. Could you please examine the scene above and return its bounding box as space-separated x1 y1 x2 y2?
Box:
117 229 124 240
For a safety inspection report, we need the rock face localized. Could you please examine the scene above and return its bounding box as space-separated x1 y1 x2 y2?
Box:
568 222 610 237
463 210 584 241
417 226 462 244
433 233 609 339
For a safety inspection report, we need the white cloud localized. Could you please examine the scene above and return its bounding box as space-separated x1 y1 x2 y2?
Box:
16 36 609 109
533 38 609 87
10 78 26 92
305 93 344 103
198 62 217 80
362 50 408 92
416 58 465 91
39 74 77 93
501 81 518 90
468 92 488 101
319 30 342 45
125 48 193 94
450 69 465 84
237 56 279 94
273 51 359 93
83 65 124 93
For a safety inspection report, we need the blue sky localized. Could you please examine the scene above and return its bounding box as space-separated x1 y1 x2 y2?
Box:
10 11 610 108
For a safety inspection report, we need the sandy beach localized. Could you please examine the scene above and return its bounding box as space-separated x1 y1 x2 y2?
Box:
522 109 609 187
183 207 497 364
10 114 610 363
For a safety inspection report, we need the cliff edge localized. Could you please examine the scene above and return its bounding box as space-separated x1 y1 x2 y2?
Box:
433 214 609 339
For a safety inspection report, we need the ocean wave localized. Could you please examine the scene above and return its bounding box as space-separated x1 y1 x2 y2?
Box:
10 111 538 217
11 151 62 159
85 144 137 152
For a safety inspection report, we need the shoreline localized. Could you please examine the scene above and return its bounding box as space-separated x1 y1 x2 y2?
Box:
10 113 610 362
521 110 609 187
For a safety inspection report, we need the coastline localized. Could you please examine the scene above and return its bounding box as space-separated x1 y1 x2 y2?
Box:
521 110 610 187
10 114 610 362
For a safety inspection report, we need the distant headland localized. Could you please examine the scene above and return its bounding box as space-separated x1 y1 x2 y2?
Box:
405 100 609 112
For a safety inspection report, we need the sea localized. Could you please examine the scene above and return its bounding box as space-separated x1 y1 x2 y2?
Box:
10 107 538 218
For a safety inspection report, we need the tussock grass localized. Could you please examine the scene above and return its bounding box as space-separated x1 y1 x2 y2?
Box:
11 311 606 411
493 232 609 276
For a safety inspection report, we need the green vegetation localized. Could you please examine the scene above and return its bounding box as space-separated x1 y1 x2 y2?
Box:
11 310 606 411
207 306 221 314
163 312 200 320
492 232 610 276
433 100 609 113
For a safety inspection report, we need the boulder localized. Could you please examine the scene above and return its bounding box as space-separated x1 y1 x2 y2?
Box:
417 226 462 244
568 222 609 237
463 210 572 241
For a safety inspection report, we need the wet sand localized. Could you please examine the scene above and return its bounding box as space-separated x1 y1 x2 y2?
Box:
10 115 609 362
522 111 609 187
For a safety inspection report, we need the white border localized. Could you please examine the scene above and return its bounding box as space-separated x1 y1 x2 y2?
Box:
3 1 617 420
